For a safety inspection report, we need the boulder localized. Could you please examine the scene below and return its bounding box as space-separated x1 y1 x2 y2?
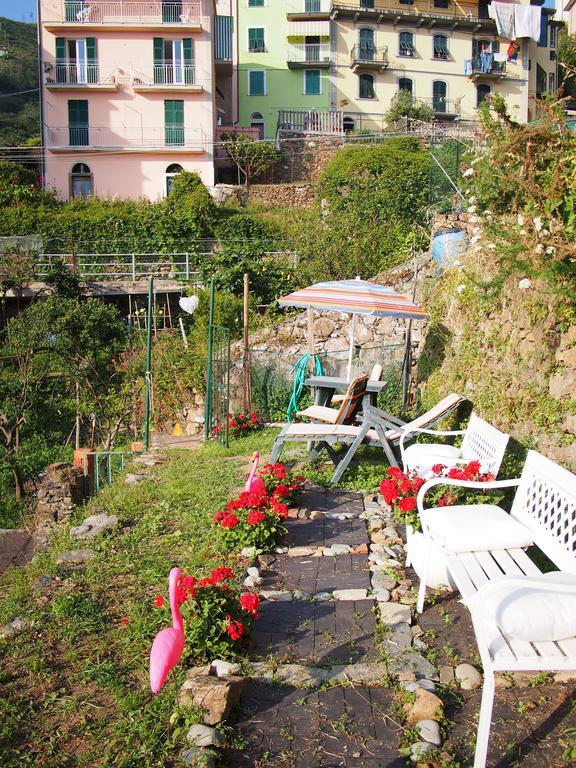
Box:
415 719 442 747
70 513 119 541
56 549 96 565
178 675 246 725
405 689 444 725
455 663 482 690
186 724 222 747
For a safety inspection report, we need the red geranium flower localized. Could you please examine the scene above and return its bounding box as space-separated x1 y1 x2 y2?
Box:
273 484 290 498
221 512 239 529
432 463 446 475
211 567 235 583
398 496 417 512
153 595 164 607
239 592 260 617
224 616 244 641
247 509 266 525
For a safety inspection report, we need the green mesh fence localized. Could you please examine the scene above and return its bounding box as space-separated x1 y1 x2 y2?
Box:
428 138 471 213
250 343 406 422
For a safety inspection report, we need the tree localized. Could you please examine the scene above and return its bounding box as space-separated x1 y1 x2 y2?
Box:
221 134 280 196
558 29 576 82
385 91 434 125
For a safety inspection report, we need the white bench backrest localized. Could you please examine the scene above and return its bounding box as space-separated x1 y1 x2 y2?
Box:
511 450 576 573
461 412 509 477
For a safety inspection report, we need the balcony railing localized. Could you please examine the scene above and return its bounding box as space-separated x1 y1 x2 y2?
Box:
42 1 202 25
350 44 389 69
286 0 331 14
331 1 492 24
153 62 195 84
287 43 331 64
469 54 507 77
417 96 462 115
46 61 102 84
47 125 205 149
277 109 344 134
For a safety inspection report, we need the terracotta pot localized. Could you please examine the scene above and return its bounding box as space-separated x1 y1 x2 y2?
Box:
130 441 145 452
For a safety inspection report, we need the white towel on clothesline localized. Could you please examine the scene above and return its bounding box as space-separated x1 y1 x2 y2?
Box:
514 4 541 42
494 52 508 62
489 2 516 39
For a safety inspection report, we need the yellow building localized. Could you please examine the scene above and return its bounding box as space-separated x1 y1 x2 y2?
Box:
330 0 559 129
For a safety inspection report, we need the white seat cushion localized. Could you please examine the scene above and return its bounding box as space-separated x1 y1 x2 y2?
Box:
403 442 462 468
422 504 533 552
473 572 576 642
297 405 338 423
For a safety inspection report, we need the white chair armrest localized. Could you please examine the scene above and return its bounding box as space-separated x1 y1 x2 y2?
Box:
399 427 465 458
469 576 576 600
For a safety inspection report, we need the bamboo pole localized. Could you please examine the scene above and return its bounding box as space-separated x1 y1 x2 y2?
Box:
243 273 251 412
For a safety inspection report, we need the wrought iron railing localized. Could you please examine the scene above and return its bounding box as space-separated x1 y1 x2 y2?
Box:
43 0 202 24
47 125 206 148
152 62 196 85
287 43 331 63
46 61 101 84
470 54 507 76
350 44 388 65
330 1 491 23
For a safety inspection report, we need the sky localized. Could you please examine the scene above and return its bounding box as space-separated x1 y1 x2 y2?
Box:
0 1 36 23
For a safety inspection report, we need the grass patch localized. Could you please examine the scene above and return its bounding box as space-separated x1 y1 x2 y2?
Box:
0 429 277 768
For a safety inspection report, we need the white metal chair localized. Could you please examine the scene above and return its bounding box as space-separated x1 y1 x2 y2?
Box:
415 450 576 768
400 411 509 478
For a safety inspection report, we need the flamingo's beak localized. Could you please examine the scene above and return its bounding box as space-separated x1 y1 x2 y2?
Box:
252 451 258 460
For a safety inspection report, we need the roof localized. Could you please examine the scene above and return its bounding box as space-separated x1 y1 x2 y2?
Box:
565 0 576 11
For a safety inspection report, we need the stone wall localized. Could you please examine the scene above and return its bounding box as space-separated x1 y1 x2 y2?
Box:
261 133 346 184
248 183 316 208
36 463 85 523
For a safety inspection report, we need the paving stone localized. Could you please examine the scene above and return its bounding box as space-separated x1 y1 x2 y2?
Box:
327 662 388 685
332 588 369 601
391 652 439 682
379 603 411 625
381 622 413 657
56 548 96 565
260 553 371 594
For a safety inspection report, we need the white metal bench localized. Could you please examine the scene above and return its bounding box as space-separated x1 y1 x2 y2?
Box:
415 450 576 768
400 411 509 478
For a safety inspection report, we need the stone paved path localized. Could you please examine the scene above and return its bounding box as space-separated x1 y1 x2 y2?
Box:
225 489 404 767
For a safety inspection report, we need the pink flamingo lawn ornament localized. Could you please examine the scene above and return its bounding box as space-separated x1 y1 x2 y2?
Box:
149 567 185 694
245 450 266 494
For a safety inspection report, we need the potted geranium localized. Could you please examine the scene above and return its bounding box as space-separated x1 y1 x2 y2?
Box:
258 462 306 507
214 488 289 552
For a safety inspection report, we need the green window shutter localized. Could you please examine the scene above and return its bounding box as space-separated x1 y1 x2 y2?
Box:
86 37 96 60
165 100 184 145
153 37 164 63
305 69 320 95
249 70 265 95
248 28 265 52
56 37 66 62
68 100 89 146
183 38 193 63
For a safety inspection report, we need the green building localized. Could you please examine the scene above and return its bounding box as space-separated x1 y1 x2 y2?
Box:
238 0 332 139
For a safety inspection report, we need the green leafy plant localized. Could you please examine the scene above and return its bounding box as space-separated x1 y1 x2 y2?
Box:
258 461 306 506
221 134 280 194
213 488 289 552
213 411 264 439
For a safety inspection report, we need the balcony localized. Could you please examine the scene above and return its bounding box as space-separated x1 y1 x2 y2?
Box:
417 96 462 118
277 109 344 134
467 54 507 79
287 43 331 68
132 63 203 91
215 15 233 63
44 62 118 90
286 0 331 20
46 125 206 152
350 45 389 72
42 1 203 31
330 1 496 31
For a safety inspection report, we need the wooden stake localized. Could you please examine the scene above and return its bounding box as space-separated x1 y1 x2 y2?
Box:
243 273 251 412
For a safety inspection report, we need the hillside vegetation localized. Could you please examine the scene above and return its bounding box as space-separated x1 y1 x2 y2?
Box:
0 18 39 146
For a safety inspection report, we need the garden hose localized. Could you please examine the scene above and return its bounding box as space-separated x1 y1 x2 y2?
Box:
286 354 324 423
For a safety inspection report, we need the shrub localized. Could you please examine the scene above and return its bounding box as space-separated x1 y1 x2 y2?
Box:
214 489 288 552
213 411 264 439
258 462 306 506
385 91 434 124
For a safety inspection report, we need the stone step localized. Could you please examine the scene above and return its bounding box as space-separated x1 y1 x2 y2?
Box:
260 554 371 595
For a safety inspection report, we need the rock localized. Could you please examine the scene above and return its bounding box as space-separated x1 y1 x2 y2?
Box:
186 724 222 747
413 637 427 651
327 662 388 685
439 665 455 685
328 544 352 555
274 664 328 688
332 589 369 601
260 590 292 602
287 547 317 557
374 590 391 603
33 574 56 589
324 511 355 520
405 689 444 725
313 591 333 601
392 653 439 682
287 508 299 519
370 531 389 544
185 665 211 678
70 513 118 541
125 473 145 485
455 663 482 690
246 567 260 578
0 617 28 639
241 547 258 558
381 623 413 657
181 746 217 767
410 741 436 762
554 671 576 683
249 662 275 682
243 576 261 588
402 679 437 693
178 675 246 725
210 659 241 678
297 509 309 520
379 603 411 625
273 546 288 554
310 511 324 520
364 501 381 512
549 371 576 400
292 590 312 601
495 674 514 689
351 543 369 555
56 548 96 565
371 572 397 591
415 720 442 747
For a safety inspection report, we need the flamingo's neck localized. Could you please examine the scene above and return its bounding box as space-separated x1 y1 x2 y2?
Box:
168 569 184 633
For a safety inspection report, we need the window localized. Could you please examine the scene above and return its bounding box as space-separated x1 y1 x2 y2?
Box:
165 163 183 195
538 16 548 48
399 0 414 5
55 37 97 84
399 31 415 57
305 0 322 11
164 99 184 145
476 83 491 107
548 72 556 93
70 162 92 199
343 117 355 133
398 77 413 95
305 35 321 62
550 24 557 49
432 80 447 112
304 69 321 95
250 112 265 139
434 0 449 7
68 99 88 145
472 39 498 56
248 70 265 95
153 38 194 84
248 27 265 52
360 0 375 7
536 63 547 96
248 0 264 6
433 34 449 60
359 28 376 61
161 1 182 24
359 72 375 99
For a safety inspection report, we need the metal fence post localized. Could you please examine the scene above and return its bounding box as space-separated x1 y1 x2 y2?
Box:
204 279 215 440
131 253 136 281
185 252 190 281
144 278 154 451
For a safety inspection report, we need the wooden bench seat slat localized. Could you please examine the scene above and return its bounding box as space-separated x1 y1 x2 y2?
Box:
474 550 507 581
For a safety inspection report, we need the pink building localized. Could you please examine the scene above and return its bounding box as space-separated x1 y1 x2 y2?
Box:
565 0 576 36
38 1 235 200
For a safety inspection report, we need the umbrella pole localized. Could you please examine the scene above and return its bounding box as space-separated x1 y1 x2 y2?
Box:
346 313 356 379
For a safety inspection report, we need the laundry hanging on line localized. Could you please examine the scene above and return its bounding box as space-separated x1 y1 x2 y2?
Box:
488 2 541 43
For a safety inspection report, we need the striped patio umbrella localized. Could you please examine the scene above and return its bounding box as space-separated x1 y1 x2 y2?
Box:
278 277 428 377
